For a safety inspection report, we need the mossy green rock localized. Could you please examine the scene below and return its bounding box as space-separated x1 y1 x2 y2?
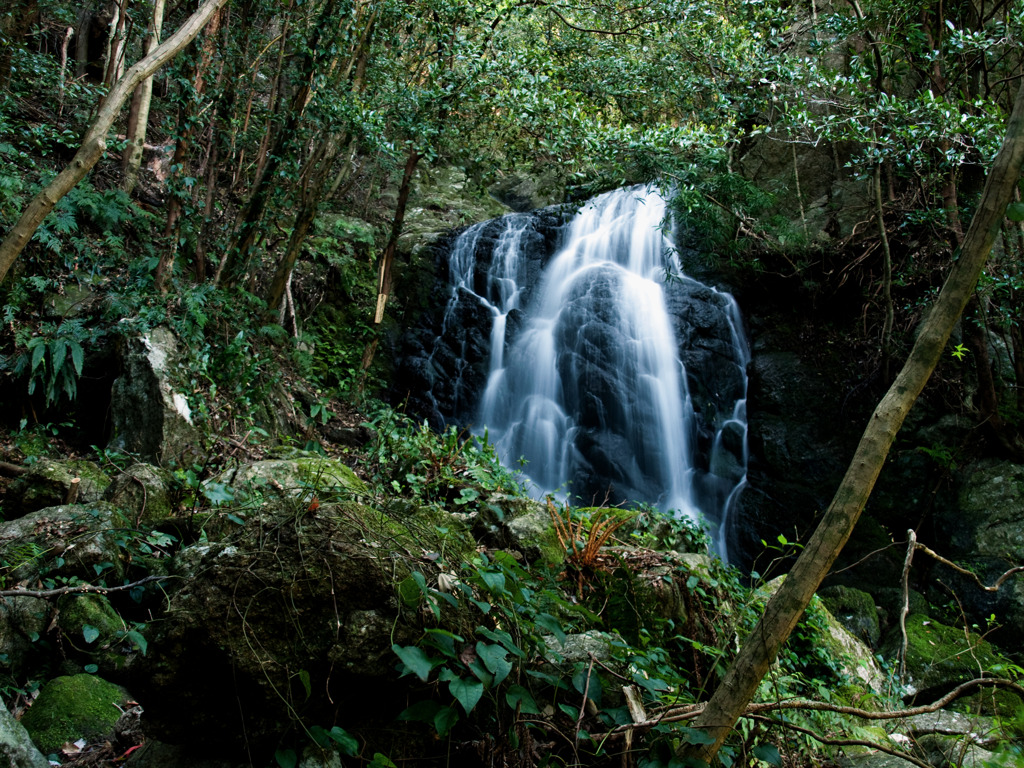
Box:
20 674 127 754
819 585 881 647
57 594 137 673
884 614 1008 701
103 463 176 525
214 457 369 506
6 459 110 518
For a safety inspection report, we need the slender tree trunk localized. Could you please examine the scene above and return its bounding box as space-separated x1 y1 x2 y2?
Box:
680 80 1024 766
122 0 166 193
0 0 230 286
153 8 223 293
264 134 340 312
372 147 421 325
101 0 128 91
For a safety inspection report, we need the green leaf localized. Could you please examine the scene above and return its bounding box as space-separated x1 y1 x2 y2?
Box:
275 749 297 768
82 624 100 643
326 726 359 756
752 744 782 766
123 629 148 655
476 641 513 686
478 568 506 595
297 669 312 700
680 727 716 746
1007 202 1024 222
476 626 524 657
398 700 442 722
392 643 436 682
69 340 84 376
448 675 484 714
535 613 566 646
433 705 460 736
505 685 541 714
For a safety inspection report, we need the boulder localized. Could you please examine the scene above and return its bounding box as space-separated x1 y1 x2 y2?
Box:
881 614 1012 705
108 327 200 466
819 585 881 647
19 673 129 755
0 699 50 768
0 503 130 584
931 459 1024 650
5 458 110 518
103 463 177 526
132 496 476 757
0 595 50 679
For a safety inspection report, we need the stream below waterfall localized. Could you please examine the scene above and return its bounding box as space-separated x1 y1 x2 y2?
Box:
402 186 750 558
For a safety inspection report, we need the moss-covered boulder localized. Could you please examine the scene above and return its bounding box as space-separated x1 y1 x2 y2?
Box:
819 585 881 647
882 614 1012 703
133 495 476 757
5 459 110 518
20 674 128 754
56 594 144 674
213 457 369 506
0 503 129 584
103 463 176 526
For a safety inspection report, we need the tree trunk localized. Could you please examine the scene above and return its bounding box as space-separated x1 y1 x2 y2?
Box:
153 7 223 293
264 134 340 312
122 0 167 194
679 79 1024 766
372 147 421 325
0 0 230 286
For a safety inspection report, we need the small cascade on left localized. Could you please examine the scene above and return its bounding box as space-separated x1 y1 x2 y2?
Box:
399 188 749 558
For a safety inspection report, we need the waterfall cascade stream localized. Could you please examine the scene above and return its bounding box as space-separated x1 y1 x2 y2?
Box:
419 186 749 558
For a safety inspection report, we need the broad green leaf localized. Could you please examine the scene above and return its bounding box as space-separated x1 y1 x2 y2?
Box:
448 675 484 714
752 744 782 766
82 624 100 643
478 568 506 595
327 726 359 756
1007 202 1024 222
476 626 523 657
505 684 541 714
275 749 297 768
392 643 436 682
476 641 512 685
433 705 459 736
398 700 442 722
535 613 566 646
69 340 84 375
681 727 716 745
123 629 148 655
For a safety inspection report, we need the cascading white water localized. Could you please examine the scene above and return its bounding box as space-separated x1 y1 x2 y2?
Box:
441 186 749 557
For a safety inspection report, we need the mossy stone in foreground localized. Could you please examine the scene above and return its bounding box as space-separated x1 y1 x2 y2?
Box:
20 674 127 754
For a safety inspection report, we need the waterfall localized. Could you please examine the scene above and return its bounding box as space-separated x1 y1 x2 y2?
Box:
415 186 749 558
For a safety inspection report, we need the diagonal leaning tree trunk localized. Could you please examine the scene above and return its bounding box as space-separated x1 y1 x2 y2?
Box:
0 0 229 286
681 79 1024 765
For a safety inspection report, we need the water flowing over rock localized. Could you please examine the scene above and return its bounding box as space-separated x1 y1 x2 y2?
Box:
395 187 750 557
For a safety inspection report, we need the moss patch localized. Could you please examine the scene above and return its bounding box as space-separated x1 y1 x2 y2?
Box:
888 614 1008 702
819 585 880 647
20 674 127 754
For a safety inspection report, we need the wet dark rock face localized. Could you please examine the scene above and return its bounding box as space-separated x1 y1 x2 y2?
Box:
390 207 568 428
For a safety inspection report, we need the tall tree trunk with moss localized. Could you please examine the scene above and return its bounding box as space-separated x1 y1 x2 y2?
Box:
0 0 230 286
679 80 1024 766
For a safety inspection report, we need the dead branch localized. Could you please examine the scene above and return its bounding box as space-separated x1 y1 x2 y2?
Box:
0 574 174 600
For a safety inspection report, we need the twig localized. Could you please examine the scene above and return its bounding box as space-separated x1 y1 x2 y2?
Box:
0 574 174 599
899 529 916 679
576 656 595 738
